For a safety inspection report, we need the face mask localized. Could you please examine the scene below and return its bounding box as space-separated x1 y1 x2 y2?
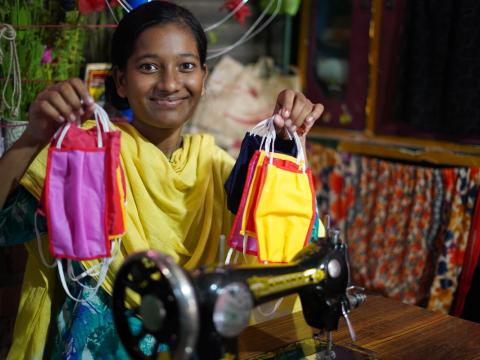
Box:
224 130 298 214
226 118 316 263
253 152 316 263
227 150 261 259
35 104 126 301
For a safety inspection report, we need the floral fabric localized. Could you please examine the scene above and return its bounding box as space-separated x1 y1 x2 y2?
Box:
428 168 480 313
307 142 480 312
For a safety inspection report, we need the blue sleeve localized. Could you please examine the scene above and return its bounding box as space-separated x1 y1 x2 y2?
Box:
0 186 47 246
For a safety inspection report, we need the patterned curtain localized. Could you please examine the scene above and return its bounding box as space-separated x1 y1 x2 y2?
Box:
307 142 480 312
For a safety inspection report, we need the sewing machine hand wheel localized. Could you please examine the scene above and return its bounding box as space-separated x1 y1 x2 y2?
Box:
112 251 199 360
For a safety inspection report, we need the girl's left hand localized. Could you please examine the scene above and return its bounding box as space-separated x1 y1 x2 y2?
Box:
272 89 324 139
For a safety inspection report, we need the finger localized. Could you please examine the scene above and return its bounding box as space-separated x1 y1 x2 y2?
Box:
274 89 295 119
298 103 324 136
289 94 310 127
44 90 76 122
272 113 285 128
272 114 289 139
306 104 325 123
56 81 83 114
69 78 95 107
293 102 313 131
35 86 55 101
82 105 94 122
37 99 67 124
306 103 324 128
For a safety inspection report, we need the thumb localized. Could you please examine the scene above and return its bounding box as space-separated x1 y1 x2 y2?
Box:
272 114 289 140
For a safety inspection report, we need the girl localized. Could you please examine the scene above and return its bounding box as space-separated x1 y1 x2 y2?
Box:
0 1 324 358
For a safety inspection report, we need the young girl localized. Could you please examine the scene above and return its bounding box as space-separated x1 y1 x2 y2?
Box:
0 1 324 358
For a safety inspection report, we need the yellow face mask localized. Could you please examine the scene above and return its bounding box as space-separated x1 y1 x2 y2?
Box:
241 123 316 263
240 150 296 238
252 155 316 263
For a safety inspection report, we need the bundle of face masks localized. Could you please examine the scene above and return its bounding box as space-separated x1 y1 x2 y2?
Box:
226 117 316 263
35 103 126 302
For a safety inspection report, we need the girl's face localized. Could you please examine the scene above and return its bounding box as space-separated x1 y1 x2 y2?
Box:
115 23 207 130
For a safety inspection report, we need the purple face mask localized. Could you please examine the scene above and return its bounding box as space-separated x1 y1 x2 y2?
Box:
35 104 124 302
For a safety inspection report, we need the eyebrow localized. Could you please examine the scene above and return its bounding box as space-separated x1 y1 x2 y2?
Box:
134 52 200 62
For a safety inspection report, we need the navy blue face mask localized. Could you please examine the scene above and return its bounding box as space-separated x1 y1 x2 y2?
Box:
224 132 298 214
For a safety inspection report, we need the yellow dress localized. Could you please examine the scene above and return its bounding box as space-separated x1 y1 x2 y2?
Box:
9 122 234 359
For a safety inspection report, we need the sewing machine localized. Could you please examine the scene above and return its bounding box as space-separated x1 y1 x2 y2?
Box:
112 226 366 359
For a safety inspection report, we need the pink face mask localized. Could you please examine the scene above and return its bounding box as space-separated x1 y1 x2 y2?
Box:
35 104 125 302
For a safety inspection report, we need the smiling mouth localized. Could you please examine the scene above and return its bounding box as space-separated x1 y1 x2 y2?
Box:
150 97 188 109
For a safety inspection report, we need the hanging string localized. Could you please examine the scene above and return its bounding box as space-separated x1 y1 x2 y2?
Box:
208 0 278 54
116 0 132 13
0 122 27 128
0 24 22 119
104 0 119 24
207 0 282 60
204 0 249 32
10 24 117 29
113 0 279 61
0 78 54 83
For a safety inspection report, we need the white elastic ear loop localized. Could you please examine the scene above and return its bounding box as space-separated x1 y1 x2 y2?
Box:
34 210 57 268
265 118 276 163
251 118 271 136
55 123 71 149
241 235 249 263
291 131 306 172
94 103 112 133
233 250 240 264
59 239 121 303
242 234 248 255
57 259 108 303
68 238 122 289
67 240 120 280
225 247 235 265
256 298 284 317
71 257 110 293
69 238 120 282
57 260 88 303
68 260 100 281
93 103 115 148
258 117 276 157
94 107 104 148
53 125 64 140
225 247 242 265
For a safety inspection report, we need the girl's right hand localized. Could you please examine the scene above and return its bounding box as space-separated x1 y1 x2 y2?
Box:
25 78 95 145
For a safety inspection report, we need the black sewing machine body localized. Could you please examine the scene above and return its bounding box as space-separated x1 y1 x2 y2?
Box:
113 234 365 360
192 240 349 358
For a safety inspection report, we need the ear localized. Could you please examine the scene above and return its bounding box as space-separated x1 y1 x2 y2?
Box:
201 64 209 96
112 66 127 99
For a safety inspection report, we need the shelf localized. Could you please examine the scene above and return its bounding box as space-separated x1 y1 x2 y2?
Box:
308 127 480 167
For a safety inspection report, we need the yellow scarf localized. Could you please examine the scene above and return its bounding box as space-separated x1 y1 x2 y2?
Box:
9 122 234 359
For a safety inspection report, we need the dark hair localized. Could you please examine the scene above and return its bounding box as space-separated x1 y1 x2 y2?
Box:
105 1 208 110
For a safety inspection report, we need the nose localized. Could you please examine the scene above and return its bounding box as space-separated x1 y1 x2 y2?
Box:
156 67 180 93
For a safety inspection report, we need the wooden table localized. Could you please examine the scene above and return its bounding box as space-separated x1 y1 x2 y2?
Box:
238 295 480 359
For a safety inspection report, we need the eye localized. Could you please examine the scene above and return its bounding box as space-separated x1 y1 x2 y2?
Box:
139 63 158 73
180 62 195 71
